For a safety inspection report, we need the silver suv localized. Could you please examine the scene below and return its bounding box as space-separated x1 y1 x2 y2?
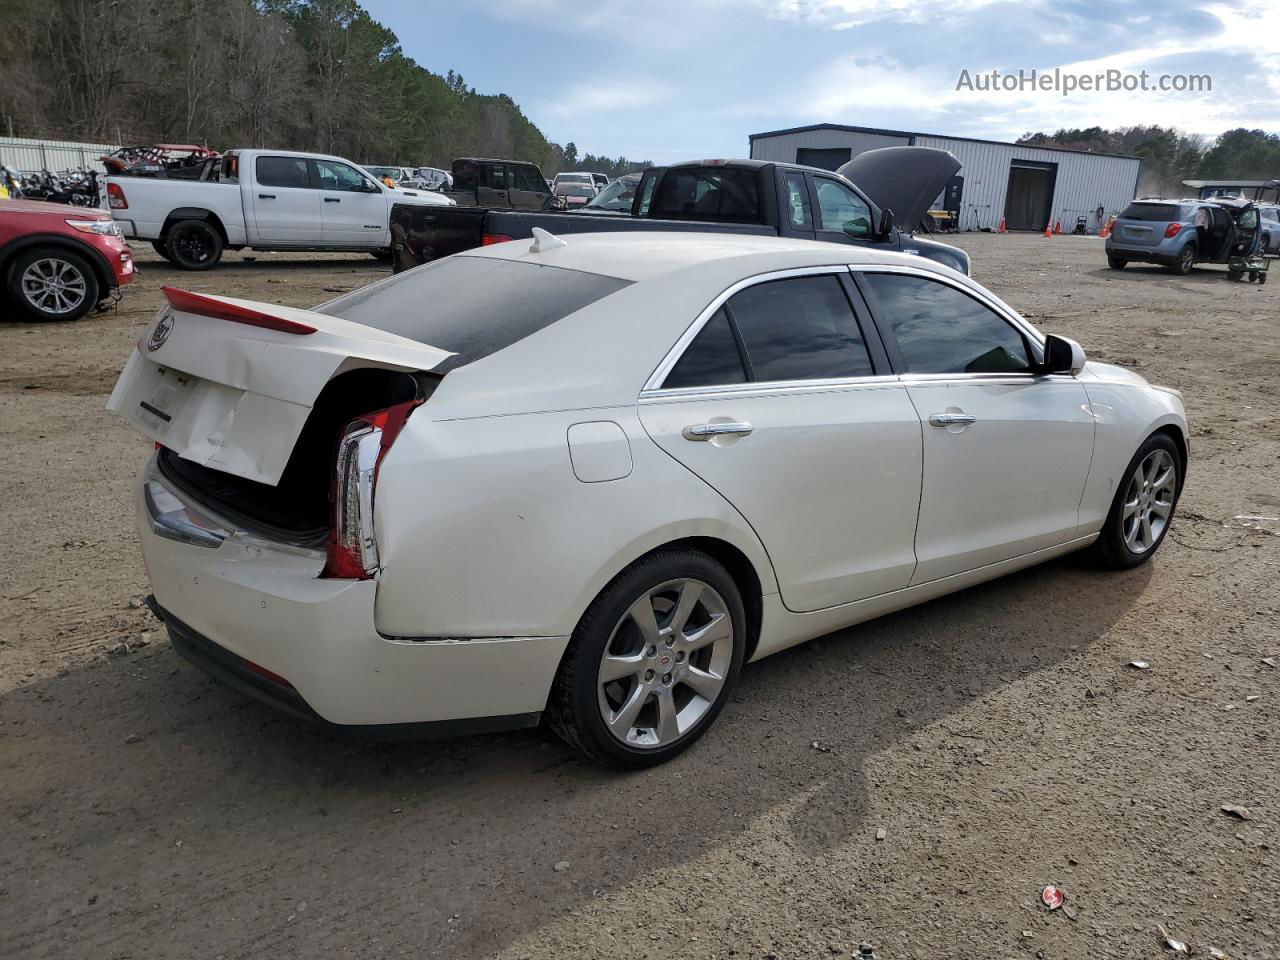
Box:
1107 198 1261 275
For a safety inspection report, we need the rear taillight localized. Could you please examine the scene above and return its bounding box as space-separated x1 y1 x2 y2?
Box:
322 398 421 580
481 233 513 245
1164 223 1182 238
107 182 127 209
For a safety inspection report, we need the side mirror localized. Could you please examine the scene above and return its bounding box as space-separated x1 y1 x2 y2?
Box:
1041 334 1086 375
878 208 895 238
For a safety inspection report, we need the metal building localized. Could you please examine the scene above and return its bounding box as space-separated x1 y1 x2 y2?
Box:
749 123 1141 234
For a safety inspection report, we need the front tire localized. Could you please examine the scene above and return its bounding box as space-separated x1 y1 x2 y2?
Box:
548 549 746 769
1093 433 1182 569
370 248 393 262
165 219 223 270
6 246 100 322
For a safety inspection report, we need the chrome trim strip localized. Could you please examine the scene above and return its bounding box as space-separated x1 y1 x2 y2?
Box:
640 374 901 403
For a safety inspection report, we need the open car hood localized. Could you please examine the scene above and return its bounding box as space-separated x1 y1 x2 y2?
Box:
837 146 961 232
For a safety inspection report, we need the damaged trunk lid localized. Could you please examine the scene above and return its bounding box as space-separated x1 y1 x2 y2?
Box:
107 287 453 486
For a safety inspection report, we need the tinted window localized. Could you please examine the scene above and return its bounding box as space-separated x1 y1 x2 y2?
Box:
315 159 373 192
663 309 746 388
317 257 631 373
650 168 760 221
514 165 544 192
783 172 812 230
729 275 873 382
485 164 509 190
256 155 310 189
814 177 872 236
1119 202 1181 221
453 160 478 191
863 273 1030 374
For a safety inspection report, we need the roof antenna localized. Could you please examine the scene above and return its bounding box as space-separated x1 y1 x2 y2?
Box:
529 227 567 254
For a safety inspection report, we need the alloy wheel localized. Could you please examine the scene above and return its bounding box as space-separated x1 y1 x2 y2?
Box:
20 257 88 316
596 578 734 749
1121 449 1177 554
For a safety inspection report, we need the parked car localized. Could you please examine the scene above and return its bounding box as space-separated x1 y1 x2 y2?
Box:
414 166 453 192
445 158 556 210
364 165 413 188
578 172 642 214
1106 197 1261 274
391 150 971 276
555 182 597 208
1 198 134 321
110 231 1186 767
105 148 455 270
1258 204 1279 254
553 171 597 190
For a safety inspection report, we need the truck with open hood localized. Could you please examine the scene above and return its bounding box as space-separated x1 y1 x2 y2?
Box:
389 148 970 276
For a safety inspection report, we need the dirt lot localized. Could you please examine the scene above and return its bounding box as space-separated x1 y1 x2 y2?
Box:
1 234 1277 960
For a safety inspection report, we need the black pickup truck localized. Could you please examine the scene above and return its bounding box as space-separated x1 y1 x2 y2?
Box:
442 157 557 210
390 148 970 275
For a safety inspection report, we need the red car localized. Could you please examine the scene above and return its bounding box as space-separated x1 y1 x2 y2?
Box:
1 199 134 321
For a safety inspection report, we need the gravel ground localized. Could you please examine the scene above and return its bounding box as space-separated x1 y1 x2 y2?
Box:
0 234 1276 960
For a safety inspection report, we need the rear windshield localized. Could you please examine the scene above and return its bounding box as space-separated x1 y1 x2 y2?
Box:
1119 203 1182 221
650 167 760 222
316 256 631 372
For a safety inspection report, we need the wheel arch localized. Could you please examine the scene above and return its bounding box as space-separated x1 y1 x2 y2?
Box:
161 208 228 245
0 234 115 296
1149 423 1189 493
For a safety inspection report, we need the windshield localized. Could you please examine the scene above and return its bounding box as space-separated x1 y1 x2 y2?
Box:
365 166 398 179
317 256 632 373
585 177 639 211
557 184 596 197
557 174 592 184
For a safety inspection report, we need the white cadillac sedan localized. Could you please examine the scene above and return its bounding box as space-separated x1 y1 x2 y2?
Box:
109 231 1187 768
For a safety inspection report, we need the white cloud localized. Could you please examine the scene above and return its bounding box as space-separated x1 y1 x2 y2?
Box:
763 0 1008 28
539 79 674 120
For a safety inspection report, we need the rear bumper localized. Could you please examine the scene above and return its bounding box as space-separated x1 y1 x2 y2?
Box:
135 458 569 733
1105 244 1179 265
149 597 540 740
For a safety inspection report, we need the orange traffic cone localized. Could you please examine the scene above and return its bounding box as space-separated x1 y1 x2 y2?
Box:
1043 223 1052 238
1053 219 1062 235
997 218 1007 234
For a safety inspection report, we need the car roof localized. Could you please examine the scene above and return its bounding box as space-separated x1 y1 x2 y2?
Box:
460 229 947 282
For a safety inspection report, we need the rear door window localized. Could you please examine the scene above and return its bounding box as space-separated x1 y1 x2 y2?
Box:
728 275 873 381
317 257 631 373
256 155 311 189
862 272 1030 375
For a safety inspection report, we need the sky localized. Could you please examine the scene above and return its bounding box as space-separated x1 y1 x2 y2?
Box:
362 0 1280 163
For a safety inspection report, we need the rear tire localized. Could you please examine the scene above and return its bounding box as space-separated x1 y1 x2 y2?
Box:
1168 244 1195 275
165 219 223 271
370 248 393 262
5 246 100 322
1107 256 1127 269
1092 433 1182 569
547 549 747 769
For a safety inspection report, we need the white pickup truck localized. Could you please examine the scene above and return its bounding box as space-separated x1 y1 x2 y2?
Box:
106 148 454 270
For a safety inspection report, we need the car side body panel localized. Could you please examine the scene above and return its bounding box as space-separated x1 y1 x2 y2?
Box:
371 406 780 640
1074 362 1187 535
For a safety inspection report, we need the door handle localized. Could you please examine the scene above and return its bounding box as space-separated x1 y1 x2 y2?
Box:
928 413 977 426
258 193 275 199
682 421 753 441
324 197 341 203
